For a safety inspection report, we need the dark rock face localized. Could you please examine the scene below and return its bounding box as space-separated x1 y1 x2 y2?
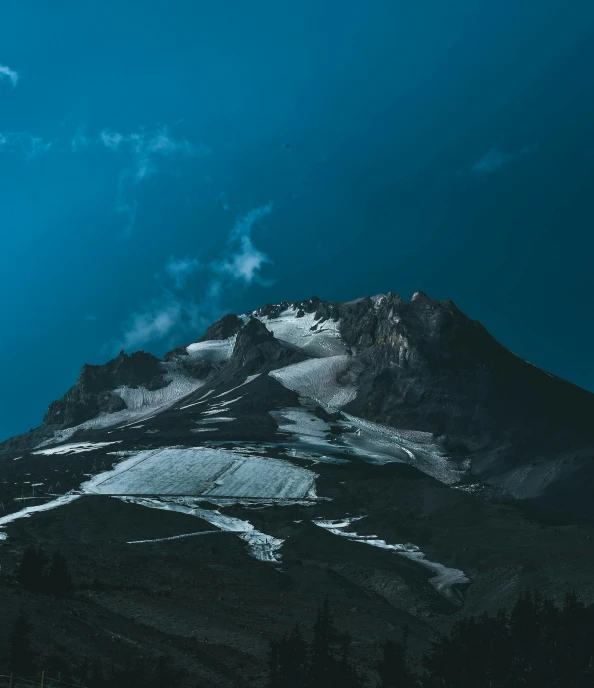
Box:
228 317 307 376
43 351 167 428
197 313 243 342
334 292 594 512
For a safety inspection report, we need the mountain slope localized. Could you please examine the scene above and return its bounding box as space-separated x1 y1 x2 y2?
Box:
1 290 594 684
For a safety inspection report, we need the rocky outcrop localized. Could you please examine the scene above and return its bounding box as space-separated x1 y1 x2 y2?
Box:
197 313 243 342
228 317 307 376
43 350 167 428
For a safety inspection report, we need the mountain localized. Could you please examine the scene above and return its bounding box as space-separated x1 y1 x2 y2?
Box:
1 291 594 686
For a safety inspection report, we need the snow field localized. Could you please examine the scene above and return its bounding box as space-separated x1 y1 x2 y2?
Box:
186 337 236 361
81 446 317 499
256 307 347 357
269 356 357 408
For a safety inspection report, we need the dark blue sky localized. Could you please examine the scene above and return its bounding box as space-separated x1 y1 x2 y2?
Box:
1 0 593 440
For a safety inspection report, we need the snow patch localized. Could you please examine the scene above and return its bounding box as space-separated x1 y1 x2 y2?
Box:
314 518 469 601
32 441 121 456
36 369 205 448
255 307 346 357
186 337 236 361
0 494 82 539
119 496 284 562
270 356 357 408
128 530 220 544
197 417 236 424
212 375 260 399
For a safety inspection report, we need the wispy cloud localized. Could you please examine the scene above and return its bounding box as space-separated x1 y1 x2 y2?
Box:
71 126 90 152
212 203 273 285
94 124 209 236
116 294 185 352
98 125 204 182
113 203 273 352
0 132 52 160
165 256 202 289
0 64 19 87
472 144 538 176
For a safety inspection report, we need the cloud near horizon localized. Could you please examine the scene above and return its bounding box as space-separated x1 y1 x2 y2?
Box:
113 203 273 353
0 64 19 87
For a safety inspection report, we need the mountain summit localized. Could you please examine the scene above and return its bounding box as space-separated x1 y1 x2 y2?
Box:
1 291 594 685
4 291 593 514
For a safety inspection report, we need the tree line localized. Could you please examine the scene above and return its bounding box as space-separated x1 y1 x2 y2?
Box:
268 591 594 687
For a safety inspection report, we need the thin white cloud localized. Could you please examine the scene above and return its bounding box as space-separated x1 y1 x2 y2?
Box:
472 144 538 176
71 126 90 152
212 202 273 285
117 295 183 352
93 124 210 235
165 256 202 289
216 234 270 283
0 64 19 87
113 204 273 352
0 132 52 160
98 125 202 182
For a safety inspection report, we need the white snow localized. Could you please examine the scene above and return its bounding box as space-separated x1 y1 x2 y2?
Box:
81 446 317 499
35 368 205 448
115 373 204 412
32 441 121 456
271 407 333 448
186 337 236 361
118 496 284 562
313 517 469 600
212 375 260 399
0 494 82 539
273 403 464 484
179 395 212 410
197 417 236 424
128 530 220 544
270 356 357 409
340 413 463 484
255 307 346 357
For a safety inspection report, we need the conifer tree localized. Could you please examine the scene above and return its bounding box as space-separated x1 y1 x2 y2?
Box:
378 627 416 688
9 608 33 675
48 550 73 596
17 546 48 591
308 597 335 688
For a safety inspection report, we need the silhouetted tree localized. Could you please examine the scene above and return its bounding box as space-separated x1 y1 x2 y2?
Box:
47 550 72 596
378 627 416 688
268 637 280 688
420 590 594 687
268 598 363 687
308 597 336 687
9 608 33 675
17 546 48 591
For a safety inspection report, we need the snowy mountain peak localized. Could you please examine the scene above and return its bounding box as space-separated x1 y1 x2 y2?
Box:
2 290 594 519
